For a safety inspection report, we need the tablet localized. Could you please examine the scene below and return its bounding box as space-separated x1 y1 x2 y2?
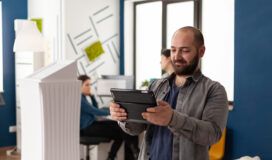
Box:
110 88 157 123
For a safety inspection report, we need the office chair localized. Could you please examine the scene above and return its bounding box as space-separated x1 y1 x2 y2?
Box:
209 128 227 160
80 136 111 160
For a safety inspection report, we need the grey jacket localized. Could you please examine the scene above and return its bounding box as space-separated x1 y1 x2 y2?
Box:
119 71 229 160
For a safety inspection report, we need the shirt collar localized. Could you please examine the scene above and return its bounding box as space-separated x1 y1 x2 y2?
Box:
167 69 203 83
189 69 202 82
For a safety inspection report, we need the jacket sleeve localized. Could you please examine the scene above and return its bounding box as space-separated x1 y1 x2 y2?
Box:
81 97 109 116
168 83 229 146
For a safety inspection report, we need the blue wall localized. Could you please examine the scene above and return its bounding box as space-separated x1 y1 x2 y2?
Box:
119 0 124 75
226 0 272 159
0 0 27 146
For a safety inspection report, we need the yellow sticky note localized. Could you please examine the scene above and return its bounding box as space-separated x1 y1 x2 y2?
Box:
84 41 104 62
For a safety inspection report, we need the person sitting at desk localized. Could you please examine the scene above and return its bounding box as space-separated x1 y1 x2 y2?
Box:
78 75 123 160
161 48 174 78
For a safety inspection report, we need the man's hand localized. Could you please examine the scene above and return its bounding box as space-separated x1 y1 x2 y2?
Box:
109 102 127 121
142 100 173 126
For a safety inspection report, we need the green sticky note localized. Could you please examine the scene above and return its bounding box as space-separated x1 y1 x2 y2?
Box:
31 18 43 33
85 41 104 62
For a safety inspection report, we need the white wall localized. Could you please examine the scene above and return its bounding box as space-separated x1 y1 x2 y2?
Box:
28 0 120 106
64 0 120 76
28 0 65 64
64 0 120 107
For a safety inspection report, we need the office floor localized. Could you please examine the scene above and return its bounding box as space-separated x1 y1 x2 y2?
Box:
0 147 20 160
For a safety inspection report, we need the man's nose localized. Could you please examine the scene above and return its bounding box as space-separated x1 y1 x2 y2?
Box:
173 51 181 60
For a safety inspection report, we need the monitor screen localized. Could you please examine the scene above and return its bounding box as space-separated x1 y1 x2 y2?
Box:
96 75 134 96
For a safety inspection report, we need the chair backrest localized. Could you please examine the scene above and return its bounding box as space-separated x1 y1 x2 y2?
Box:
209 128 227 160
80 136 111 145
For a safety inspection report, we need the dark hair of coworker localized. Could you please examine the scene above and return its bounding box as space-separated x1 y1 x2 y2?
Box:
77 75 90 84
161 49 171 57
174 26 204 47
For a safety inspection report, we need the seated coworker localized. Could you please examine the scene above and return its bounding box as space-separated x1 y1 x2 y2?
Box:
161 48 174 78
78 75 123 160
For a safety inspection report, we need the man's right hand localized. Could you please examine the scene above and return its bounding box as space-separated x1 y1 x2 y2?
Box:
109 102 127 121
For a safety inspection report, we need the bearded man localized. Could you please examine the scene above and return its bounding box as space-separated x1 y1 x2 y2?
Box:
109 26 229 160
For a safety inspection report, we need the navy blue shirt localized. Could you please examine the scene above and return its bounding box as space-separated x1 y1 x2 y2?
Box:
150 79 180 160
80 94 109 129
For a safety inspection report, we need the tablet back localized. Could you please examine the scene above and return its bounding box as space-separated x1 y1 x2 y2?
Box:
110 89 156 123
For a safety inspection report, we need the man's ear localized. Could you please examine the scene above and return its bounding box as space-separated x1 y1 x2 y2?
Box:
199 45 205 57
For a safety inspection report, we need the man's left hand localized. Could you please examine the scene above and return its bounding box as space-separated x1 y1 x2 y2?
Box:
142 100 173 126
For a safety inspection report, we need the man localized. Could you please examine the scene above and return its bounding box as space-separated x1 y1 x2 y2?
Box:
109 26 228 160
161 48 174 78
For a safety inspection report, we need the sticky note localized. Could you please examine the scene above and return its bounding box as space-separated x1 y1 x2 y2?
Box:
31 18 43 33
84 41 104 62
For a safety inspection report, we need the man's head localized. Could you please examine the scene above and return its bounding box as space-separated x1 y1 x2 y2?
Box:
160 49 172 73
170 26 205 76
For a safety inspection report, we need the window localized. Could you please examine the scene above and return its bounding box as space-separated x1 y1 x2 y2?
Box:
127 0 234 100
135 1 162 89
134 0 199 89
201 0 234 101
166 1 194 47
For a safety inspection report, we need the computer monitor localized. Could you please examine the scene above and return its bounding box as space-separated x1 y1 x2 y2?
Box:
96 75 134 96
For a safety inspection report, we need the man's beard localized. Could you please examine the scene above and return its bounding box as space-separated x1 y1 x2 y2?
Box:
172 54 199 76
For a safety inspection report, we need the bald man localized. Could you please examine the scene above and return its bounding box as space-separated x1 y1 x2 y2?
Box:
109 26 228 160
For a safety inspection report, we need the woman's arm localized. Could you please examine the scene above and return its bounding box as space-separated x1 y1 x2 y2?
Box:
81 96 109 116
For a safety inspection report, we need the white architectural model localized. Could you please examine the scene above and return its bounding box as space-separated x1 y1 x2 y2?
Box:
19 61 81 160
